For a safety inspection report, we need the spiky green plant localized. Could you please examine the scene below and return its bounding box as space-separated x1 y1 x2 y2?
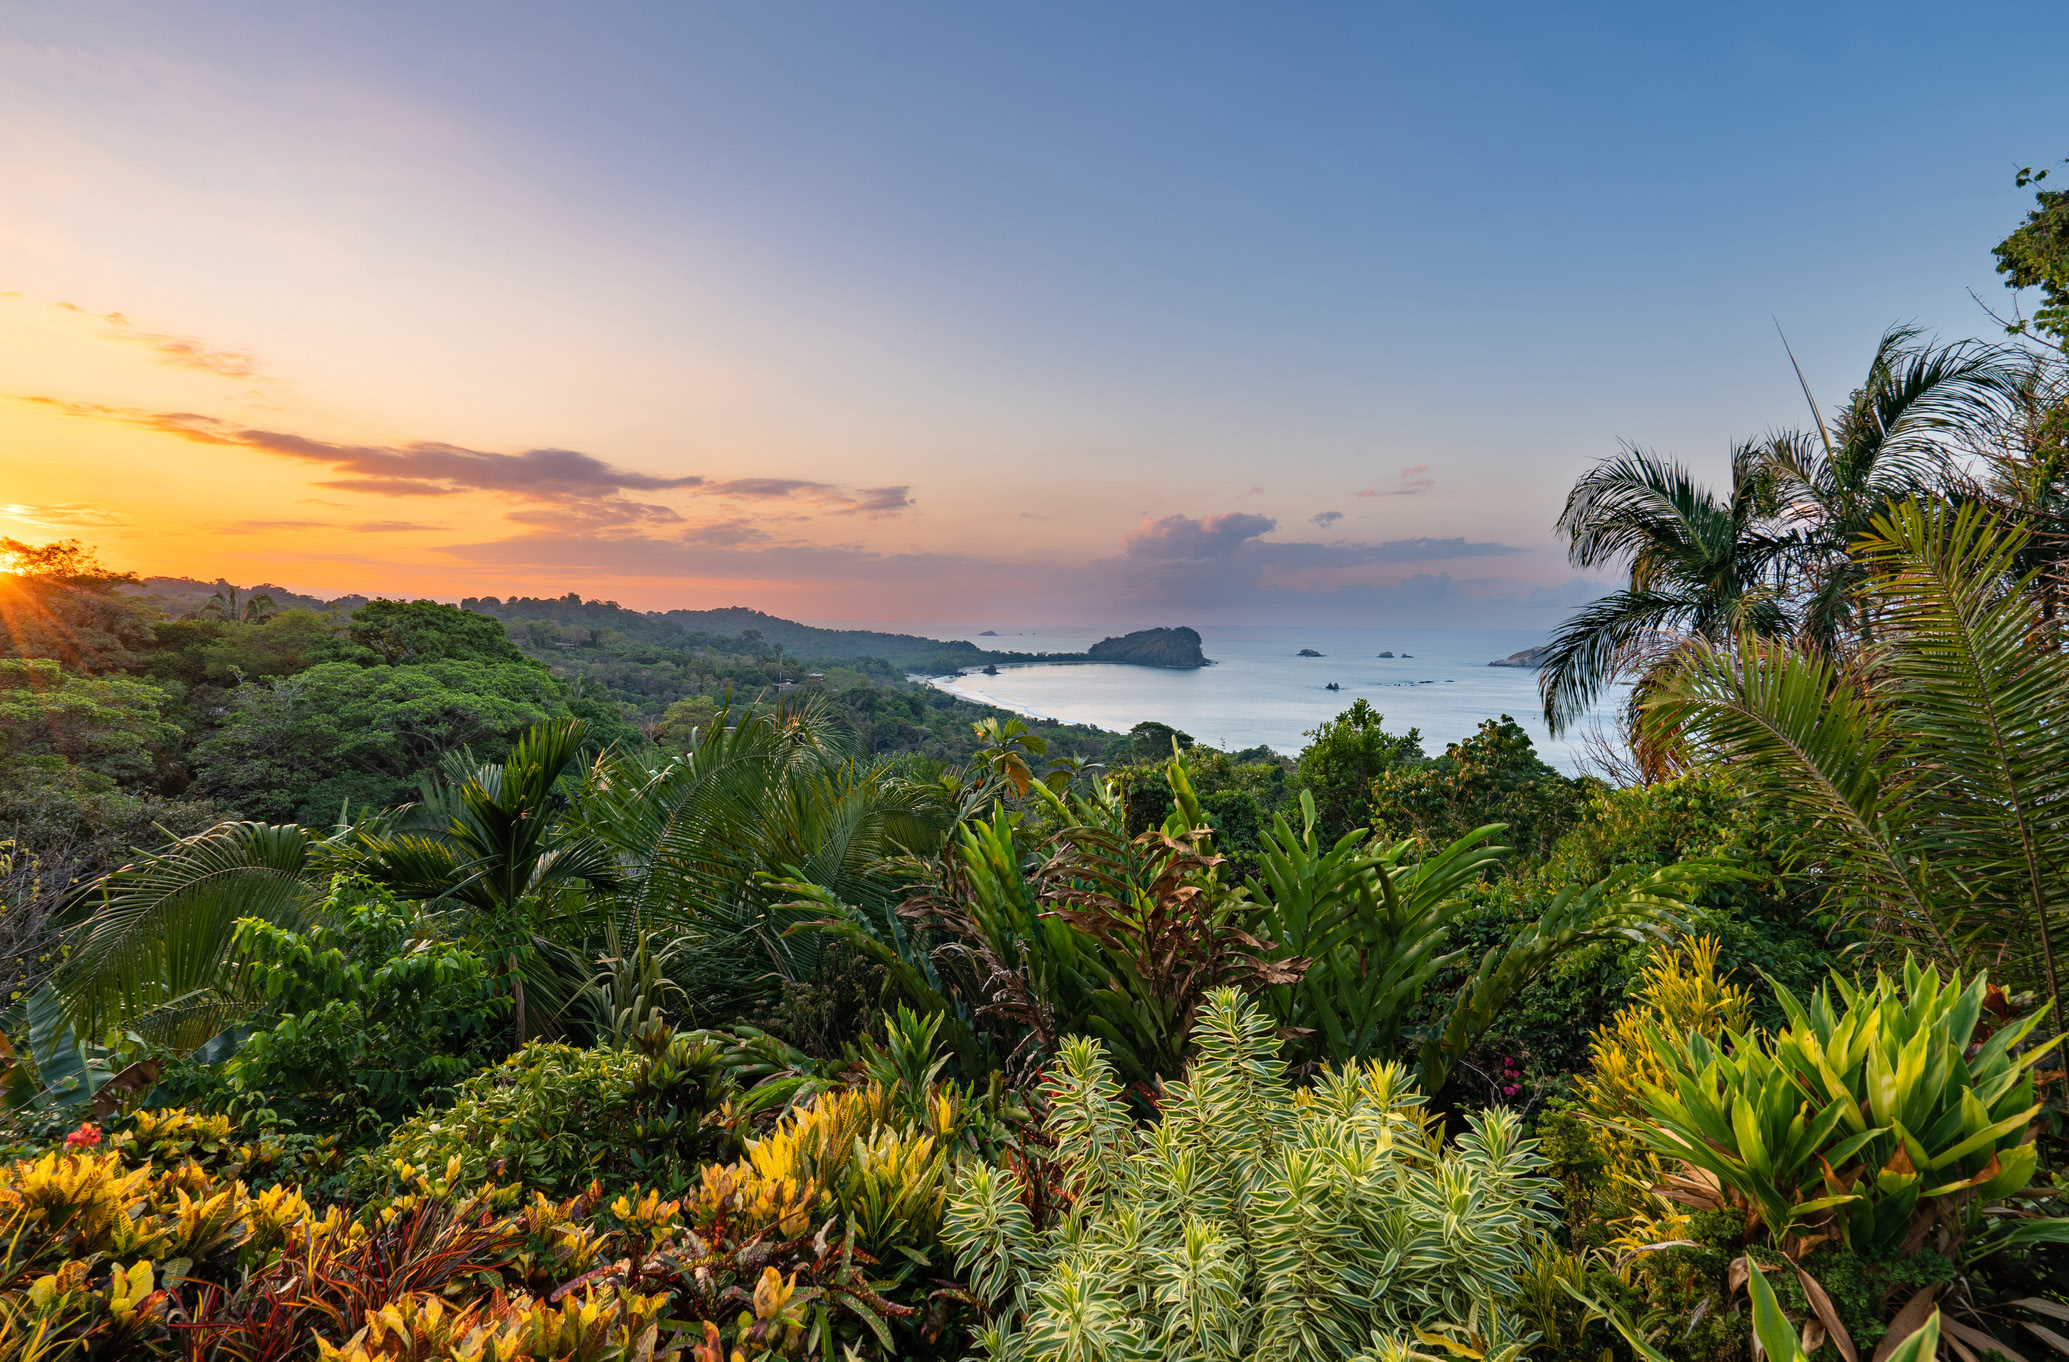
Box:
943 989 1558 1362
1627 956 2066 1259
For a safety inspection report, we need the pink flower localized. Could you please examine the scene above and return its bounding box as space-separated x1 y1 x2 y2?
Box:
1502 1084 1520 1096
64 1122 101 1149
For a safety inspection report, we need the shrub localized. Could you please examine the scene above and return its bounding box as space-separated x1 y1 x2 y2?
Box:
160 875 506 1142
1552 936 1753 1235
942 988 1558 1362
370 1029 737 1200
0 1136 343 1357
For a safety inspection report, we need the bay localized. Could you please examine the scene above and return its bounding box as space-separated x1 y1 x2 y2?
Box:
828 623 1625 774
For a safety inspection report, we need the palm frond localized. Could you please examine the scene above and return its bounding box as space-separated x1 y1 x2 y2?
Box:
61 821 332 1040
1858 500 2069 1018
1637 636 1947 955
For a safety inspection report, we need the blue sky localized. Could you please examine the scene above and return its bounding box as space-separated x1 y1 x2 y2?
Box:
1 1 2061 624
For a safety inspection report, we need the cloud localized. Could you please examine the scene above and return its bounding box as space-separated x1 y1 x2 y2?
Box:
0 502 132 529
110 329 261 379
223 517 452 535
50 302 264 378
221 520 328 534
1111 510 1522 613
428 509 1572 630
680 518 774 548
15 399 704 500
1311 510 1344 528
1357 464 1437 498
1126 512 1279 560
707 477 825 499
702 477 914 517
503 500 685 532
848 486 915 515
15 397 917 523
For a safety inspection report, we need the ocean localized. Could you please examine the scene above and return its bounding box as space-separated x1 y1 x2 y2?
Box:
833 623 1626 775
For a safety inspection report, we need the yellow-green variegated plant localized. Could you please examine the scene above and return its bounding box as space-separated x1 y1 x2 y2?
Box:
1628 957 2064 1261
942 988 1559 1362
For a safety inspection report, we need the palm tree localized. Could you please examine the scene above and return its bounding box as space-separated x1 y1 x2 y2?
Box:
1539 441 1787 732
50 704 956 1050
1638 499 2069 1034
571 696 953 1019
1946 353 2069 630
1763 325 2017 648
1542 327 2017 737
55 719 619 1047
352 717 620 1043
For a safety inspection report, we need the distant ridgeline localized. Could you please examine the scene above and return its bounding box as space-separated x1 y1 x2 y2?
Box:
122 580 1208 673
460 595 1210 672
124 576 370 616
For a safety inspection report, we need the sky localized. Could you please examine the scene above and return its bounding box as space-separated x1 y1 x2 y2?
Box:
1 1 2062 627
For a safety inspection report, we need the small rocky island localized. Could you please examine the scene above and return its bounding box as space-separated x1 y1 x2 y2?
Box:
1297 648 1324 657
1376 650 1393 657
1085 626 1212 668
1489 645 1551 668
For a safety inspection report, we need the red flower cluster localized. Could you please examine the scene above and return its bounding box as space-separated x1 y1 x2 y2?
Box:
64 1121 102 1149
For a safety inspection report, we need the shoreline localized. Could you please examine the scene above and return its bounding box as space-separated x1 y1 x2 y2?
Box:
919 671 1116 731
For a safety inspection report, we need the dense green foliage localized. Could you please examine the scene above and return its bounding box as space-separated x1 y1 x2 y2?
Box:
156 876 505 1139
1997 159 2069 347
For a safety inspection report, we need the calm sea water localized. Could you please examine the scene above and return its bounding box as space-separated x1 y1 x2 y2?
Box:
828 623 1623 774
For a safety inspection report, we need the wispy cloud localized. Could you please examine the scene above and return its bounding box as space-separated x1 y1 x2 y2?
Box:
57 303 263 379
1355 465 1436 498
18 398 708 500
429 508 1548 627
220 519 328 534
110 329 262 379
221 518 450 534
16 397 917 522
1310 509 1343 528
502 501 685 532
680 518 774 548
702 477 913 516
0 502 133 529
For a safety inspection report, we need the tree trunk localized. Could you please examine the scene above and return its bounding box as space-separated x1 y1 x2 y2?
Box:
510 953 526 1046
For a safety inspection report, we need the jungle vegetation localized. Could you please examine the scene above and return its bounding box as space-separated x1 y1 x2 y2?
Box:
1 158 2068 1362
